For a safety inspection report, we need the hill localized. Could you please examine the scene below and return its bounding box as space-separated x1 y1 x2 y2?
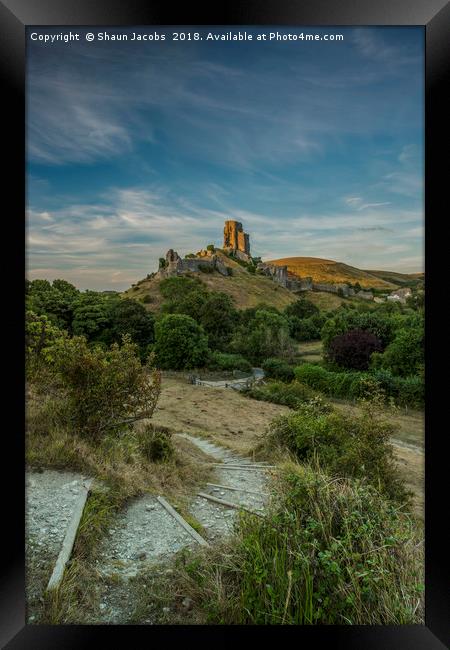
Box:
267 257 399 290
122 250 298 311
363 270 424 287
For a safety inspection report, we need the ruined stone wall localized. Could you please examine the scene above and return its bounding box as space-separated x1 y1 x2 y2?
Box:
158 250 229 278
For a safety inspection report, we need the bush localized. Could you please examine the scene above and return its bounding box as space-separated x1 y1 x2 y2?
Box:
207 351 252 373
137 424 174 462
232 309 295 364
235 467 421 623
372 327 424 378
242 380 314 410
284 297 319 320
294 364 338 393
154 314 209 370
295 363 423 408
328 328 383 370
47 334 161 441
262 358 295 382
266 399 407 502
26 311 66 378
109 298 154 358
321 310 396 353
287 316 321 342
198 264 214 273
142 295 153 304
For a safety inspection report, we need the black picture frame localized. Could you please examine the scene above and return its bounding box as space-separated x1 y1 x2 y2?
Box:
1 1 448 647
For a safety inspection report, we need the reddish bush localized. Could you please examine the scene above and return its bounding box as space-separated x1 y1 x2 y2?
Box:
328 328 383 370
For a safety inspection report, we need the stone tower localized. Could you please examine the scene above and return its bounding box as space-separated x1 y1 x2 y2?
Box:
223 220 250 256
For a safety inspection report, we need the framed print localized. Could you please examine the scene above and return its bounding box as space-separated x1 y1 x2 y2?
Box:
1 0 448 648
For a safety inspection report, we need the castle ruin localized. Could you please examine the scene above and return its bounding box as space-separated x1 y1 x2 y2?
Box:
223 220 250 259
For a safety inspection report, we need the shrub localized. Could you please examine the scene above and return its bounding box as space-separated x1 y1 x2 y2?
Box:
395 375 424 408
47 334 161 441
109 298 154 358
372 327 424 378
328 328 383 370
198 264 214 274
266 399 407 502
242 380 314 410
284 297 319 320
137 424 174 462
295 364 423 408
26 311 66 378
262 358 295 382
287 316 321 342
142 295 153 304
321 311 396 353
235 467 421 623
294 364 334 393
232 309 295 364
207 351 252 373
154 314 209 370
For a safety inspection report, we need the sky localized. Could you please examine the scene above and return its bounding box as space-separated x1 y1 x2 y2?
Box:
26 26 424 291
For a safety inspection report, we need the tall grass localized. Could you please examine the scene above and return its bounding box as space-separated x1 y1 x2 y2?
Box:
148 464 423 625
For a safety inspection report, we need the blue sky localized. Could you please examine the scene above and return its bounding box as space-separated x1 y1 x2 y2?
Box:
27 27 424 290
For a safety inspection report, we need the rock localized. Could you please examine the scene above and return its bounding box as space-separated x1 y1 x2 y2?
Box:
181 597 193 611
136 552 147 561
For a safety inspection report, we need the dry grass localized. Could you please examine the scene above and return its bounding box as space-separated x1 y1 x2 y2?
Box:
304 290 348 311
26 393 212 503
152 373 290 455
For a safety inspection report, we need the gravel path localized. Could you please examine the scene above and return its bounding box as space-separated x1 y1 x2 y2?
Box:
26 470 90 562
26 433 274 624
177 433 272 542
96 495 198 581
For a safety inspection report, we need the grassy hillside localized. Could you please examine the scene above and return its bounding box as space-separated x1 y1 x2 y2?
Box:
122 251 298 311
364 269 424 287
267 257 398 290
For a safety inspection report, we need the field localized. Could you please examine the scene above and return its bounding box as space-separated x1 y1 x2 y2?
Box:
152 373 290 455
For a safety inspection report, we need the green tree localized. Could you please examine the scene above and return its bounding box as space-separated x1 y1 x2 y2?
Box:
71 291 119 341
154 314 209 369
26 310 66 377
285 297 319 320
26 278 79 331
233 309 294 364
198 292 238 350
110 298 154 357
372 326 424 377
